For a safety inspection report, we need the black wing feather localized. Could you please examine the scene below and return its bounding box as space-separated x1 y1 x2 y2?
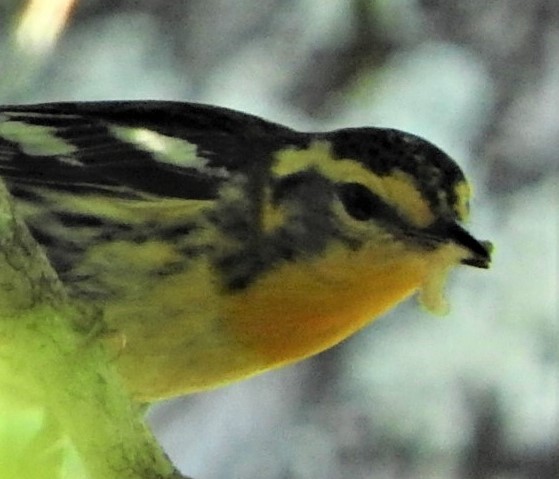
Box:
0 101 303 200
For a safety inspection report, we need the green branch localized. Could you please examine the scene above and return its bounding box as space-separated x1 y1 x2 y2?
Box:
0 182 187 479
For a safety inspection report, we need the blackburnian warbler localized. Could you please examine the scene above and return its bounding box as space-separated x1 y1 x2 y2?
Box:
0 101 491 401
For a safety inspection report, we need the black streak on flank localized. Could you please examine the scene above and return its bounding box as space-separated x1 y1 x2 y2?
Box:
54 212 136 243
5 185 47 204
154 223 197 242
26 225 57 248
56 212 106 228
26 225 87 274
215 248 264 292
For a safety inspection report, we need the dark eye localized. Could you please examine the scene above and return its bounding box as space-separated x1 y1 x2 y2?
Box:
337 183 381 221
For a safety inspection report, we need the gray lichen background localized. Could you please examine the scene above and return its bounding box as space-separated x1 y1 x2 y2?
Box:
1 1 557 478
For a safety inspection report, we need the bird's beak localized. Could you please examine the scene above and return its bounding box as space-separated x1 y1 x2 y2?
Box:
446 222 492 269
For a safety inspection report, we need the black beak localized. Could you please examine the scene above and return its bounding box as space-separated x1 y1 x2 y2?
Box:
445 222 492 269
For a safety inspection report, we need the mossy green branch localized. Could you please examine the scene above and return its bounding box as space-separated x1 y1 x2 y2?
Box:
0 182 186 478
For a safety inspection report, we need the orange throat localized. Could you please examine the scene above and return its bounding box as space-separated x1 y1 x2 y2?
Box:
225 242 440 367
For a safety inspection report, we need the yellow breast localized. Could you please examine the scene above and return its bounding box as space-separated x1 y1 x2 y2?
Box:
107 235 464 401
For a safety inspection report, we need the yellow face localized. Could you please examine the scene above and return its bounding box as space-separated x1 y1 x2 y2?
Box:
272 141 438 228
262 138 488 269
222 139 489 369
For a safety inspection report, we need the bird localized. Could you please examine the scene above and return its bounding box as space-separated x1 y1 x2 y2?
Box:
0 101 492 401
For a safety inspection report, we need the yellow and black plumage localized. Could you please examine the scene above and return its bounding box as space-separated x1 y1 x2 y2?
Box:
0 101 491 400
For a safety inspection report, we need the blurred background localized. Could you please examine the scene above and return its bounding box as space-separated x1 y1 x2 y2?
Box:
1 1 557 478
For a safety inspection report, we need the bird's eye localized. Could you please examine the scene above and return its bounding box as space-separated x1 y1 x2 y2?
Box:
337 183 381 221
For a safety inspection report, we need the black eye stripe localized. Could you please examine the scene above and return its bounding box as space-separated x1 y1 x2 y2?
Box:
337 182 394 221
272 171 311 202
